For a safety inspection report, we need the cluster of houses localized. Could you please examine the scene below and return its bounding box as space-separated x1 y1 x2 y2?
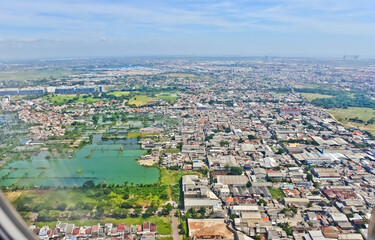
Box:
30 222 157 240
2 59 375 240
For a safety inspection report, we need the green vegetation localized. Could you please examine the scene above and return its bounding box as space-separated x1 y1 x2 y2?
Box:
162 148 180 154
159 168 202 186
9 182 172 225
295 84 319 89
278 222 295 236
156 93 178 104
156 237 173 240
127 132 158 139
296 88 375 109
128 95 155 106
327 107 375 135
44 94 102 106
108 91 130 97
301 93 333 101
268 187 285 200
227 166 243 175
0 69 80 81
162 73 196 78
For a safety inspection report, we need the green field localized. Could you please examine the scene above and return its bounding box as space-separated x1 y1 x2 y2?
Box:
108 91 130 97
162 73 196 78
44 95 102 105
156 93 178 104
268 187 285 200
0 69 80 81
127 132 158 139
159 169 202 185
162 148 180 154
295 84 319 89
156 237 173 240
327 107 375 134
128 95 155 106
301 93 333 101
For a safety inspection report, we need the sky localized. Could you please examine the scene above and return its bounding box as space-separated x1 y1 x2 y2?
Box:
0 0 375 60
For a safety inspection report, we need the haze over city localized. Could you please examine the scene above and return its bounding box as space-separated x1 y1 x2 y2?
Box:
0 0 375 59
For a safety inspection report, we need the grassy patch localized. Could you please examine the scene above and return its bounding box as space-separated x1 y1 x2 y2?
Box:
0 69 79 81
108 91 130 97
295 84 319 89
162 73 196 78
44 95 101 105
127 132 158 139
301 93 333 101
162 148 180 154
156 93 178 104
128 95 155 106
159 168 202 186
157 237 173 240
327 107 375 135
268 187 285 200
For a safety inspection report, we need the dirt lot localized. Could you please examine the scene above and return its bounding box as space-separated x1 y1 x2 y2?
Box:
188 219 233 239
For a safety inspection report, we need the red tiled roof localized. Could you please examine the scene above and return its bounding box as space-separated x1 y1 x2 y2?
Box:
72 228 80 235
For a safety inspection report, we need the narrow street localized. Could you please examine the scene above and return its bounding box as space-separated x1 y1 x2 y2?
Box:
171 209 181 240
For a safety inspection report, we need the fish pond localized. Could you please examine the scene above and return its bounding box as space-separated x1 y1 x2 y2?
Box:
0 136 159 187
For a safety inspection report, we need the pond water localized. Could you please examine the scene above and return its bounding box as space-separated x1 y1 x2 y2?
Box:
0 135 159 187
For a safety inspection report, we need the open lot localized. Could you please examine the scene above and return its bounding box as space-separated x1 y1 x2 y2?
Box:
268 187 285 200
327 107 375 134
162 73 196 78
301 93 333 101
127 132 158 139
159 169 203 185
0 69 80 81
108 91 130 97
128 95 155 106
156 93 178 104
44 94 102 105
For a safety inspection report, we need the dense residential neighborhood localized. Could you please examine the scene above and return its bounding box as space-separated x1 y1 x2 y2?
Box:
0 57 375 240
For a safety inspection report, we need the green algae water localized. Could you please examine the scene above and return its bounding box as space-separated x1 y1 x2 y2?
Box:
0 138 159 187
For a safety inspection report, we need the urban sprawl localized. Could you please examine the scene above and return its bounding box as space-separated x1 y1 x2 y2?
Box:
1 57 375 240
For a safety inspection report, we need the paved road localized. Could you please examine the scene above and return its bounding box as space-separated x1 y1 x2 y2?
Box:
171 209 181 240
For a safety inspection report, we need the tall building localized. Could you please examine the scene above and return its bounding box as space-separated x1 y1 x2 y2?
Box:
343 55 359 60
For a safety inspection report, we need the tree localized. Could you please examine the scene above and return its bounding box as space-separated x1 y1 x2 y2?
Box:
276 148 285 154
248 135 258 140
230 214 239 219
82 180 95 189
133 208 142 217
254 235 261 240
198 207 206 218
306 173 313 181
144 205 157 216
258 199 268 206
92 115 99 125
220 141 229 147
228 166 243 175
161 203 173 216
246 181 252 188
122 192 130 200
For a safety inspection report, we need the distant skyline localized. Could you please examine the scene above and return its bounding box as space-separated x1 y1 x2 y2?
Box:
1 0 375 60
